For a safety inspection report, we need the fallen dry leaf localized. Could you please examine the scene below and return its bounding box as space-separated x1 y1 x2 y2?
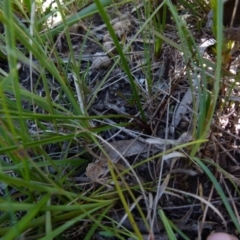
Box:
86 133 192 182
171 88 192 133
103 41 115 52
112 19 132 38
86 159 108 182
101 139 149 162
90 52 111 70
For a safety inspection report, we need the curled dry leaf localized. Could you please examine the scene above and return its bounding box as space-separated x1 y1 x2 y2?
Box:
86 139 150 182
112 19 132 38
199 38 216 55
103 41 115 52
171 88 192 133
86 133 192 182
86 160 108 182
90 52 112 70
69 22 83 34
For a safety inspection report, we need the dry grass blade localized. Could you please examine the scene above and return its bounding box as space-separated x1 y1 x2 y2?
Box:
167 187 227 228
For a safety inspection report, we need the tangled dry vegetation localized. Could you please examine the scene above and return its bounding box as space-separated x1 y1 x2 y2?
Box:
1 0 240 239
47 1 240 238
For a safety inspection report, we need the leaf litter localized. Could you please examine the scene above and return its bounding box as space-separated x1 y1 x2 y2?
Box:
2 1 240 239
86 132 192 182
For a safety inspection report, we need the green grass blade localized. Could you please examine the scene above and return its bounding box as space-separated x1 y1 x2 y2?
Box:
193 157 240 232
158 209 177 240
94 0 146 121
2 194 50 240
39 205 110 239
41 0 114 40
